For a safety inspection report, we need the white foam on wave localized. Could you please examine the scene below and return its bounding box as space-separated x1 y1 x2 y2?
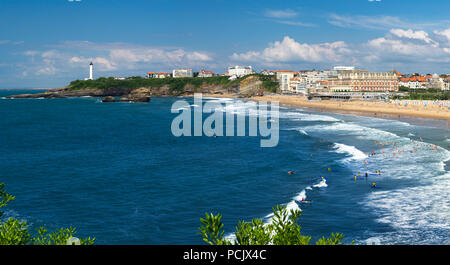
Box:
225 178 328 243
355 135 450 243
299 129 308 136
363 167 450 244
280 111 341 122
333 143 368 161
266 178 328 224
303 122 398 141
303 116 450 244
312 178 328 188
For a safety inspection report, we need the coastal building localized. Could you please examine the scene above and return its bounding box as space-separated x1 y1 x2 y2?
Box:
274 70 295 93
333 66 355 71
289 77 308 94
429 73 445 90
313 80 329 93
399 75 434 89
156 72 172 78
444 77 450 90
328 70 399 92
114 77 126 80
260 69 275 76
294 70 337 94
399 78 427 89
198 69 215 77
147 72 157 78
173 69 193 78
227 66 254 77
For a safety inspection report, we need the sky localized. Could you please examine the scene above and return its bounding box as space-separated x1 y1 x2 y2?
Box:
1 0 450 88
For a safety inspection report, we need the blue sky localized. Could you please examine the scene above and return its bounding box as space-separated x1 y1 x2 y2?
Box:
1 0 450 88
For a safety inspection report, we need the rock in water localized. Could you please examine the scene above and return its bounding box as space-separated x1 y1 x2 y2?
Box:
117 87 151 102
102 96 116 102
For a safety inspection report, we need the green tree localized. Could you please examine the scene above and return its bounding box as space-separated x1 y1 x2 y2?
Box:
0 183 94 245
199 205 344 245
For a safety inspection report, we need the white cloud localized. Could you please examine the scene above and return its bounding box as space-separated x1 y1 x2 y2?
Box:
19 42 214 76
434 28 450 44
263 9 315 28
264 9 298 19
230 28 450 72
364 29 450 65
272 20 316 27
36 65 57 76
108 48 212 65
389 29 436 45
0 40 24 45
231 36 349 64
328 14 445 30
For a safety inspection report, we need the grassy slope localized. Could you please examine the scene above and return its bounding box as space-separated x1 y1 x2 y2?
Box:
67 75 279 93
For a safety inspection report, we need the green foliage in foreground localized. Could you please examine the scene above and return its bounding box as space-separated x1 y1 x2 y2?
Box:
199 205 345 245
0 183 94 245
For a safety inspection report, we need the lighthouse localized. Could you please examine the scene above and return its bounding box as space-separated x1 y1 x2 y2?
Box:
89 62 93 80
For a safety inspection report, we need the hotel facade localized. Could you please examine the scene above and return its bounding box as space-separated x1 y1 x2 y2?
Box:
329 70 399 92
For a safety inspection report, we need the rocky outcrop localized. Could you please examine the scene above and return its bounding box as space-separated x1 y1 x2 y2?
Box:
117 87 151 102
6 87 132 99
101 96 116 102
239 75 264 97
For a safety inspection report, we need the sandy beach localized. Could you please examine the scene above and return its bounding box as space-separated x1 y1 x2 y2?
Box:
198 93 450 128
246 95 450 121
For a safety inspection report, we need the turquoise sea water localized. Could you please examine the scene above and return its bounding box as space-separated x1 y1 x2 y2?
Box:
1 90 449 244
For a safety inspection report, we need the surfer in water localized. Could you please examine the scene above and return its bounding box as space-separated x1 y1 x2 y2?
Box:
300 198 312 204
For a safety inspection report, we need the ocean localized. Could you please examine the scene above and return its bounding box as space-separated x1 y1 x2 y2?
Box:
1 90 449 245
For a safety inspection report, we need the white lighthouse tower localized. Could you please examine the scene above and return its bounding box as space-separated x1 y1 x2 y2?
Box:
89 61 93 80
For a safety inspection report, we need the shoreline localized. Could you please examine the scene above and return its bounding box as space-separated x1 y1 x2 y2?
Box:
197 93 450 130
250 95 450 121
5 88 450 128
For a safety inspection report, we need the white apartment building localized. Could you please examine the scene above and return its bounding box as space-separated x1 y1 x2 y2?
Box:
260 69 275 76
289 77 308 94
275 70 295 93
296 70 337 93
429 73 445 90
399 80 427 89
173 69 193 78
444 79 450 90
227 66 253 77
